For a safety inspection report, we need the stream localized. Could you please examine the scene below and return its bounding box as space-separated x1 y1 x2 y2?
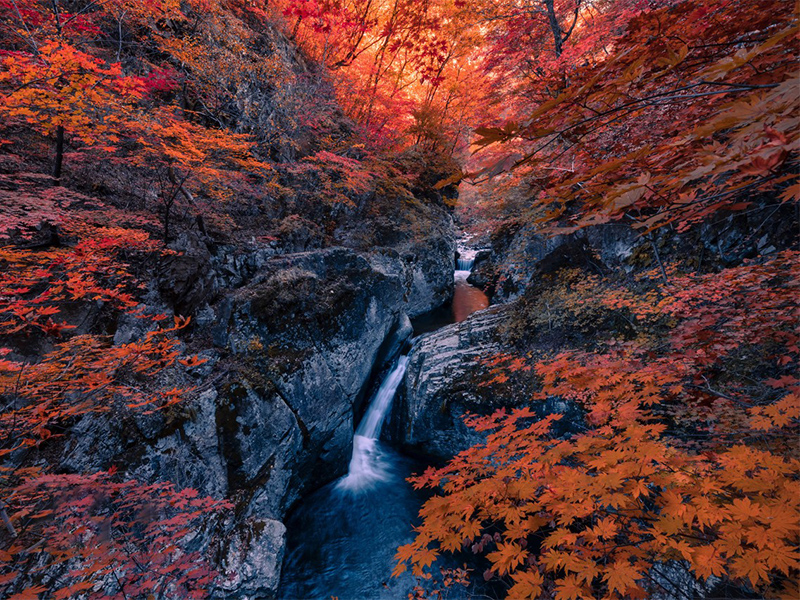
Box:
279 250 489 600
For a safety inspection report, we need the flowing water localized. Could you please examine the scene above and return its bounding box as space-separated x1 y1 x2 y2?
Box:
412 250 489 333
338 356 409 492
453 269 489 323
279 358 425 600
280 248 489 600
453 249 489 324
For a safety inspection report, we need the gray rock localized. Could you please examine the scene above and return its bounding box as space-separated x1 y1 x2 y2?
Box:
388 303 584 462
398 234 456 316
159 233 220 314
61 236 454 598
470 223 639 303
216 518 287 600
388 306 508 460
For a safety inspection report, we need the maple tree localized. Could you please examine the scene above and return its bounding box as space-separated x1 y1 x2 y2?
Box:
0 0 797 597
396 253 800 598
0 0 147 184
273 0 490 152
0 0 280 241
0 202 231 597
466 0 798 234
395 1 799 595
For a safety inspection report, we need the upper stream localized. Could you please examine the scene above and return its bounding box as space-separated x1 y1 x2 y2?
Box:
278 249 488 600
453 252 489 324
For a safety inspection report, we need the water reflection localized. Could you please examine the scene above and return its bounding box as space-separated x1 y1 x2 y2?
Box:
452 271 488 323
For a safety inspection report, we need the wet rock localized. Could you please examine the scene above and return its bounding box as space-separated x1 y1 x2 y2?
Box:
388 304 584 462
389 306 509 460
61 239 453 598
399 235 456 316
216 518 287 600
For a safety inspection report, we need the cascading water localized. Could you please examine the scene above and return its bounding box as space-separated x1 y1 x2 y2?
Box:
456 246 477 273
338 355 409 491
456 256 474 271
279 356 424 599
281 239 488 599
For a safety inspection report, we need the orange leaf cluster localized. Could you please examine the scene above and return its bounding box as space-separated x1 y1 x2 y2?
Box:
397 248 799 598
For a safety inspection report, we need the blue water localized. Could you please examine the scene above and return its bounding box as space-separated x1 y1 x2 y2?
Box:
280 260 487 600
278 440 428 600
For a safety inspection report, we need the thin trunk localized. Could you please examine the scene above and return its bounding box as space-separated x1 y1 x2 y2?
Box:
52 125 64 186
543 0 564 57
648 234 669 283
544 0 582 58
1 503 17 537
163 199 172 244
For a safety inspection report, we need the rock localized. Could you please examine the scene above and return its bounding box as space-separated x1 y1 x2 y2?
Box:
334 192 457 317
400 234 456 316
215 518 287 600
388 306 508 460
366 239 456 318
60 239 452 599
273 215 325 252
388 303 584 462
159 233 219 314
474 203 798 306
470 223 639 303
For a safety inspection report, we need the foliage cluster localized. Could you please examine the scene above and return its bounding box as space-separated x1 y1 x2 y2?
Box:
0 203 231 597
397 250 799 599
395 1 799 597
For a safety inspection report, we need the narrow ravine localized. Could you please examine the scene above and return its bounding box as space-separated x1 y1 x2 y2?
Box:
278 355 425 600
279 248 489 600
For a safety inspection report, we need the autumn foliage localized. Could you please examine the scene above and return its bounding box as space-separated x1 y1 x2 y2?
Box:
395 0 799 598
0 3 252 596
466 0 798 233
396 251 799 598
0 0 797 597
0 202 231 597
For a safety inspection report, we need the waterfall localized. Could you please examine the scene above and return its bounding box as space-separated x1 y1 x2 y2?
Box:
456 245 479 274
337 355 410 491
456 257 474 272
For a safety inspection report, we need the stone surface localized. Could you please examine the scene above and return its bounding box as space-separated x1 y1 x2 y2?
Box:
60 227 455 598
469 223 639 304
388 303 584 462
388 306 508 460
216 518 288 600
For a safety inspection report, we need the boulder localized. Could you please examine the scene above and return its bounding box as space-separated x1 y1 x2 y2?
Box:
388 304 584 462
388 306 508 460
469 223 638 303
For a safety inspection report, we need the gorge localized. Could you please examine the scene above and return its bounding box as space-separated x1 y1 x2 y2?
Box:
0 1 797 599
281 246 490 600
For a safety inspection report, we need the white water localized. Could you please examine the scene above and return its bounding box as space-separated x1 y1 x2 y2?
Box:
456 244 487 273
280 254 481 599
456 258 474 272
337 355 410 491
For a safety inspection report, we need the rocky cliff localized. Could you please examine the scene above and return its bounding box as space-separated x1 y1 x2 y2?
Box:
387 303 584 463
56 207 454 598
468 204 797 305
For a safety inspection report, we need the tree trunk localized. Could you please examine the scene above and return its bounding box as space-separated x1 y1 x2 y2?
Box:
543 0 564 57
52 125 64 186
163 201 171 244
